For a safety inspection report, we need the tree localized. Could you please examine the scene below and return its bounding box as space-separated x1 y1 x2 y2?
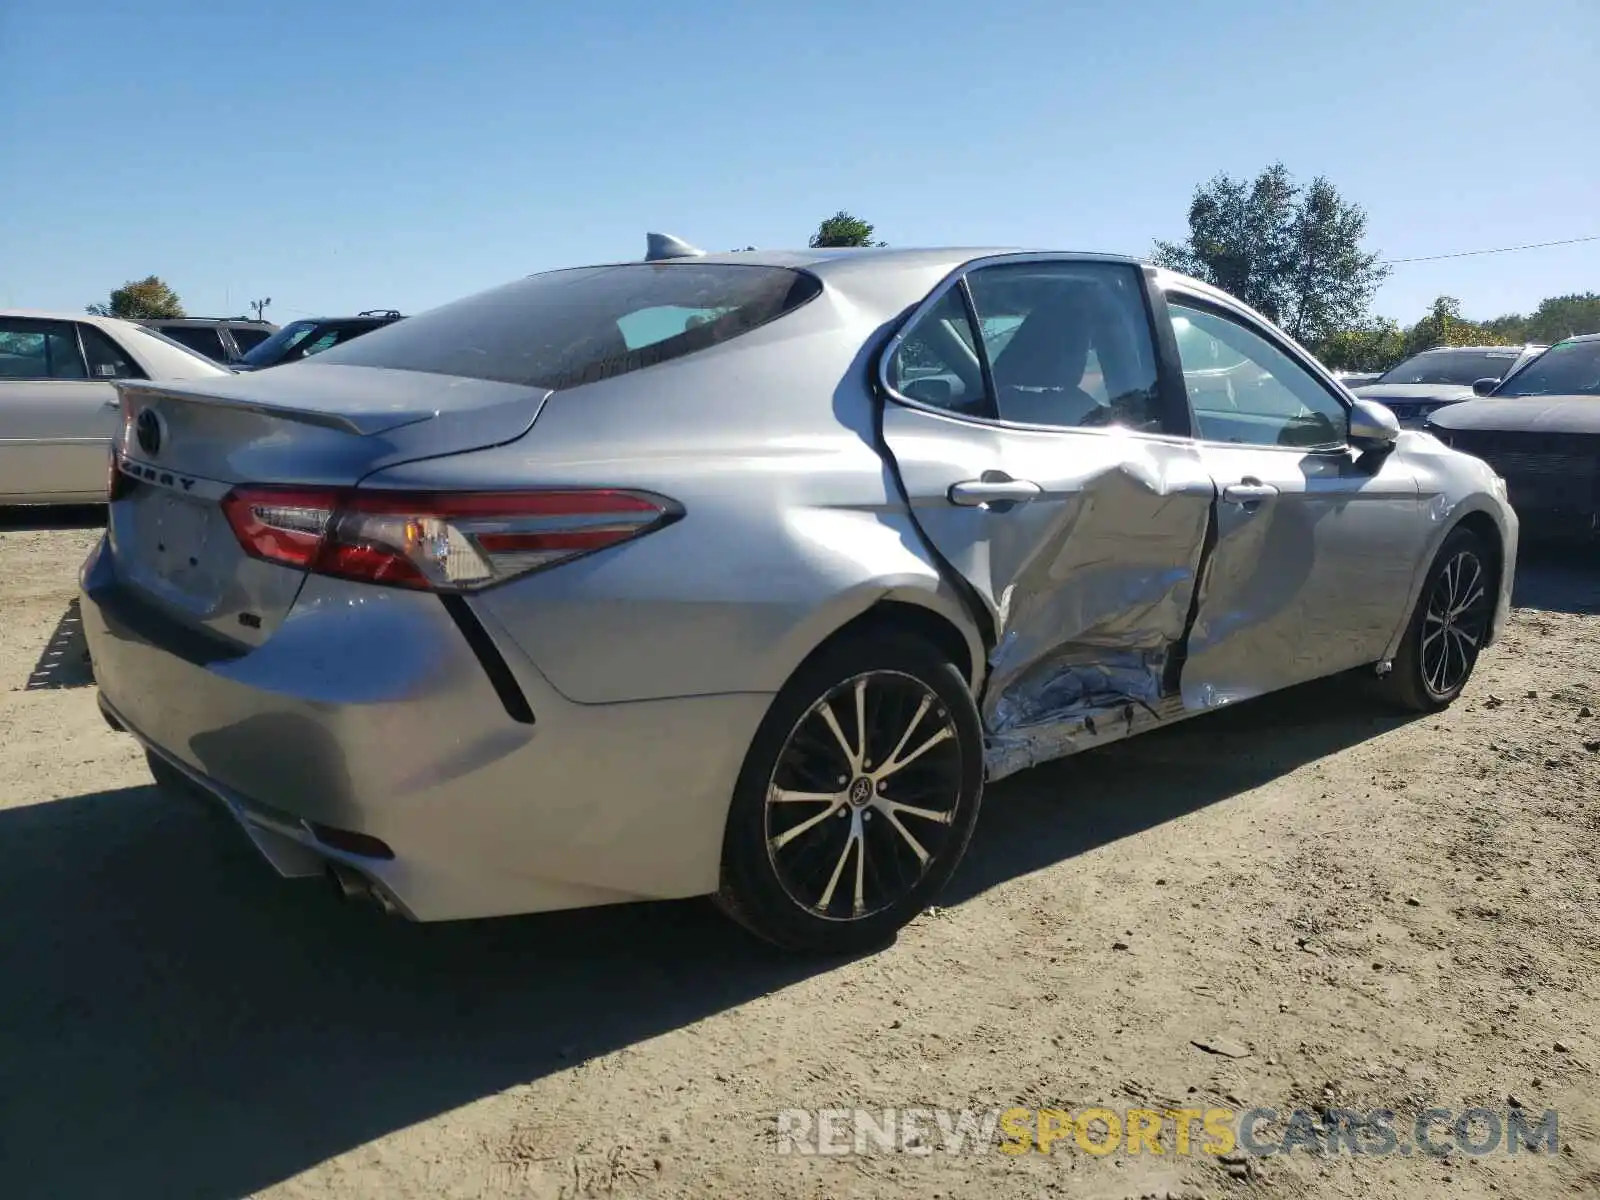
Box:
1316 319 1406 372
86 276 185 319
1522 292 1600 344
1153 163 1388 346
1314 289 1600 374
809 211 885 248
1399 295 1505 358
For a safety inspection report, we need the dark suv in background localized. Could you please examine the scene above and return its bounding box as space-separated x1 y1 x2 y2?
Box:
234 309 404 371
138 317 278 365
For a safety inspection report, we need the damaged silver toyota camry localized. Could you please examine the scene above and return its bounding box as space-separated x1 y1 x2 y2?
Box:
82 238 1518 953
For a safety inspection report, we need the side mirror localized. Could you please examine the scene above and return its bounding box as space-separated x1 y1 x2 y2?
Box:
1348 398 1400 450
1472 377 1499 397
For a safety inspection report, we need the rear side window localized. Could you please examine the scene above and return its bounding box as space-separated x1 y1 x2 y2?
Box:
967 262 1162 431
311 263 822 389
160 325 228 361
79 324 147 379
884 287 988 416
0 318 86 379
885 260 1168 434
230 327 271 352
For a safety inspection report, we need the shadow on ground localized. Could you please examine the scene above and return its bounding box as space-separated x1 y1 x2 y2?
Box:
0 673 1412 1200
25 599 93 690
953 671 1417 899
0 504 106 533
1512 544 1600 615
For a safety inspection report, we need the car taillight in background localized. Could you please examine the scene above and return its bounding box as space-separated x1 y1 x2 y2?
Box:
220 486 681 590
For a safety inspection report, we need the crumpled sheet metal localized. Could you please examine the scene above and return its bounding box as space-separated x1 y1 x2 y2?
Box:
984 650 1175 781
977 468 1213 782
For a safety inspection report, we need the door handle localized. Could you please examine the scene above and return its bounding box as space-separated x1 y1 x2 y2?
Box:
1222 482 1279 505
948 478 1043 507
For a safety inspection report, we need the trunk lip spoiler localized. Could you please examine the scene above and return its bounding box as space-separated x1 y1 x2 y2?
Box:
114 379 438 437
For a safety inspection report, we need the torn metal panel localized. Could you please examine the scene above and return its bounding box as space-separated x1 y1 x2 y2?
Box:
880 396 1216 777
985 692 1191 782
970 454 1213 778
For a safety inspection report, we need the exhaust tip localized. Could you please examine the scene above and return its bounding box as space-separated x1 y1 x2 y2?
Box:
327 862 372 902
326 863 401 916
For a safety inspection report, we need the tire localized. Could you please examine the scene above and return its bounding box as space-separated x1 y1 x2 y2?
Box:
715 630 985 954
1379 526 1496 713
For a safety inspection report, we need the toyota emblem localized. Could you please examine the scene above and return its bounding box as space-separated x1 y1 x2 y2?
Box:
135 408 163 456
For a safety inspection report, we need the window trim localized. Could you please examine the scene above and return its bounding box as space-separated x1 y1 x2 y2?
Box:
1159 287 1353 455
875 252 1191 442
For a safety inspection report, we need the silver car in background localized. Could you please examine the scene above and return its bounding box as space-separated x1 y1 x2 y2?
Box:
82 241 1517 953
1 310 231 504
1353 343 1547 429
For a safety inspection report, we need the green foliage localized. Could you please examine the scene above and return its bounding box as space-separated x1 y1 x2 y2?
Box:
1433 293 1600 348
1312 290 1600 373
86 276 185 319
1316 319 1406 372
1399 295 1490 358
1153 163 1388 347
809 211 886 249
1517 292 1600 343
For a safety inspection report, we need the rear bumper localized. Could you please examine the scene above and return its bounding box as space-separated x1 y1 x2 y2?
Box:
80 535 770 920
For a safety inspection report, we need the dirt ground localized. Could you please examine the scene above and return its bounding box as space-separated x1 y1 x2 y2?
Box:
2 509 1597 1200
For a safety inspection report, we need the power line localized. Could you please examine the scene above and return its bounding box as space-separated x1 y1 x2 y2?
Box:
1381 234 1600 265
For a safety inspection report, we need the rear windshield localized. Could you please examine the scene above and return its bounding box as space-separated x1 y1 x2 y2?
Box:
1377 348 1521 386
308 263 822 390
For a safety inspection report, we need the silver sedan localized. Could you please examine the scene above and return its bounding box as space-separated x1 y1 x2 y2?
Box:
1 310 231 504
80 241 1518 953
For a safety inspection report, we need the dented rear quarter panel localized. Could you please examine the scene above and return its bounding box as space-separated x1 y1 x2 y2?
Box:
364 264 990 706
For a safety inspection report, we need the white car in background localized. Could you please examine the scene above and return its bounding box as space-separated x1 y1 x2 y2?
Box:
0 310 231 505
1352 344 1547 428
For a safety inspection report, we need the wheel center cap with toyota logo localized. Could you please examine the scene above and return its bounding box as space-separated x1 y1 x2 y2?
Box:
135 408 164 456
848 776 874 807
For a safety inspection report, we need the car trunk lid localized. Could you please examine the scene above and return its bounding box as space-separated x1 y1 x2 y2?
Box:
105 364 552 648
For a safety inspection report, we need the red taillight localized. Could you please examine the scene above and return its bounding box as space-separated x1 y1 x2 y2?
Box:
108 454 136 501
220 485 678 591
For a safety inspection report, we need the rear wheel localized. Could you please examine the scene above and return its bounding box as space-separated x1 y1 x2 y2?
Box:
716 631 985 954
1380 527 1496 712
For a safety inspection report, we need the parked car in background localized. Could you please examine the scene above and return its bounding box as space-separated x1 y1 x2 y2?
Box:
1427 334 1600 540
234 309 404 371
1333 369 1383 387
1353 344 1546 428
138 317 278 365
0 310 231 505
83 240 1516 954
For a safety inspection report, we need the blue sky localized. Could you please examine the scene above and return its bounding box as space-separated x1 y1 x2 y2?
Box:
2 0 1595 328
